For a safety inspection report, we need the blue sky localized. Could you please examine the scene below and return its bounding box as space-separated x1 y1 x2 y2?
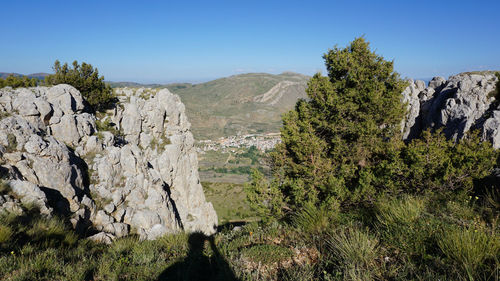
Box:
1 0 499 83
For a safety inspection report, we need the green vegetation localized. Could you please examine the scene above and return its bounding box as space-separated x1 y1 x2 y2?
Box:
95 117 124 141
45 60 116 111
243 38 500 279
0 180 10 195
0 75 39 88
438 224 499 280
240 244 293 264
491 72 500 100
248 37 498 216
326 225 380 280
5 133 17 153
150 135 171 152
198 147 269 184
239 146 260 165
203 182 257 224
0 191 498 280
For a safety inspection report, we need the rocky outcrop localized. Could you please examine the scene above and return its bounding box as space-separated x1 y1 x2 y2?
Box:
401 72 499 147
0 84 217 241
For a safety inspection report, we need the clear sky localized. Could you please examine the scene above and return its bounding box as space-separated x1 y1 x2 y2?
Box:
1 0 499 83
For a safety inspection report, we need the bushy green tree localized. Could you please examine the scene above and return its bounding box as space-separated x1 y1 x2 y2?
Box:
45 60 115 111
268 37 408 209
245 170 284 222
0 75 39 88
247 38 498 217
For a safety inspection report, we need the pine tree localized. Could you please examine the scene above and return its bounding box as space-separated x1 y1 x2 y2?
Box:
45 60 115 111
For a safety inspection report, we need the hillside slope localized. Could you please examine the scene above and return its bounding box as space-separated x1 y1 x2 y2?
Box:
0 72 49 80
167 72 309 139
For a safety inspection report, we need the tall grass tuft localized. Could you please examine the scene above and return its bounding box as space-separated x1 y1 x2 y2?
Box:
326 225 380 280
438 225 500 280
0 225 13 244
27 216 78 247
375 195 435 259
292 201 338 235
376 195 425 226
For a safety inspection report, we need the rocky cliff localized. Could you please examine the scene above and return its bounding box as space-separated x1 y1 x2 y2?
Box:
0 85 217 242
401 72 499 146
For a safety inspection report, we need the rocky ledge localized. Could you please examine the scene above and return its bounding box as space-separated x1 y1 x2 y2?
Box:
0 85 217 242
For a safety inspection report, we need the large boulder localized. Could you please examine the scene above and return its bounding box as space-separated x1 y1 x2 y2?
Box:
0 85 217 242
90 88 217 239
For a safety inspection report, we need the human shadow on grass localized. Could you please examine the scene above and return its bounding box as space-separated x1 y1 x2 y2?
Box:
157 232 239 281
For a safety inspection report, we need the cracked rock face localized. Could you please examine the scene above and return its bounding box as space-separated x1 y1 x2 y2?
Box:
401 72 499 147
0 84 217 241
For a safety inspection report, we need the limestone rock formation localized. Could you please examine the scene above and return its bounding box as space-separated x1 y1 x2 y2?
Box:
401 72 499 147
0 84 217 241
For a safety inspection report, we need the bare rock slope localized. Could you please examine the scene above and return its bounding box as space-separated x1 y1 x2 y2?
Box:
0 84 217 242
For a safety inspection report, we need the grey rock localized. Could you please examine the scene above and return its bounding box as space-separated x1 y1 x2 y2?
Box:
103 222 129 238
483 110 500 149
104 202 115 214
428 76 446 90
146 224 169 240
8 180 52 215
88 232 115 245
402 72 499 142
0 85 218 240
0 201 23 215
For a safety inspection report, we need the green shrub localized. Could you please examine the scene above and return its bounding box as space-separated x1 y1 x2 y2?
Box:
0 75 39 88
399 130 497 196
488 72 500 100
263 37 407 211
438 225 499 280
45 60 116 111
245 169 284 222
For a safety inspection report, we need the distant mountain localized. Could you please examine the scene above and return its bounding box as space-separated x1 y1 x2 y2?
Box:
164 72 310 139
107 81 167 88
0 72 49 80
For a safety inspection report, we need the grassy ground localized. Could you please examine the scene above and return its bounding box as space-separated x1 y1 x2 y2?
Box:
199 147 266 224
203 182 258 224
198 148 269 184
0 192 498 281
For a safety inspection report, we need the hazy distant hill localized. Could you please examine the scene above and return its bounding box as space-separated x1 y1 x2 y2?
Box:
107 81 167 88
166 72 310 139
0 72 49 80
